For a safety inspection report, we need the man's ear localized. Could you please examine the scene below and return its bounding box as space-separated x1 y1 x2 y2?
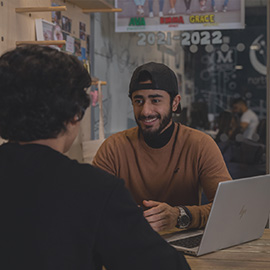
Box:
69 115 80 125
172 94 181 112
65 116 80 136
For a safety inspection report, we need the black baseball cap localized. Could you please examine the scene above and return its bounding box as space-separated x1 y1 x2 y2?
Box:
129 62 179 98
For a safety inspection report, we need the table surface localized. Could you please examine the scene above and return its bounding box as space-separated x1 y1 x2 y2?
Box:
184 229 270 270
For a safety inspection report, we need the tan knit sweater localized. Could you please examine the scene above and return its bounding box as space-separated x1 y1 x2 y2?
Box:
93 123 231 228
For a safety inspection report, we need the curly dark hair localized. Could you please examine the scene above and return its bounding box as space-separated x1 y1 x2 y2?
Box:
231 98 247 106
0 45 91 141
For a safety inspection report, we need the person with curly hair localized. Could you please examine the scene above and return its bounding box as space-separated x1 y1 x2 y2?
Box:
0 45 190 270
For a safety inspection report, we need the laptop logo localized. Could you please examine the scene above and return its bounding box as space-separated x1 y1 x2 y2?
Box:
239 205 247 219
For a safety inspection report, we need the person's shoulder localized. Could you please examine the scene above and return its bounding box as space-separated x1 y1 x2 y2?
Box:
242 109 258 122
249 109 259 119
111 126 138 138
178 124 213 142
176 124 218 151
72 156 120 177
104 126 139 143
176 124 223 158
59 153 125 190
244 109 254 116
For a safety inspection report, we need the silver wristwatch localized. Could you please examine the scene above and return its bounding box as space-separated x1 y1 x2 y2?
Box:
176 206 191 229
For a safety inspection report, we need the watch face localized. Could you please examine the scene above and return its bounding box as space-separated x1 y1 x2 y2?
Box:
180 215 190 227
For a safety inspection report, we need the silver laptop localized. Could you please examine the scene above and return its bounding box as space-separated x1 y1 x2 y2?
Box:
163 174 270 256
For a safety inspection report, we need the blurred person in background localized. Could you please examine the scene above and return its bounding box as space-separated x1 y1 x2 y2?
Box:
231 98 259 140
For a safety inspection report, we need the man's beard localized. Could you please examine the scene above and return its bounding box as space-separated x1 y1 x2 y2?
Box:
136 110 172 141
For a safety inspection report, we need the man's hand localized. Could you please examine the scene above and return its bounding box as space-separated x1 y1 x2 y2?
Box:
142 200 179 232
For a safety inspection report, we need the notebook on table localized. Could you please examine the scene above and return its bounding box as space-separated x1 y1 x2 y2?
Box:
163 174 270 256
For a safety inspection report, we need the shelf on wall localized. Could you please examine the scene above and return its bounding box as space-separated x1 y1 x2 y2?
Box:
16 40 66 46
15 6 67 13
92 81 107 85
82 8 121 13
66 0 122 13
15 1 121 14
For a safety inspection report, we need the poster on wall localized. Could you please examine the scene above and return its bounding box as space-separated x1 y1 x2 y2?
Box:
51 2 62 27
80 22 86 40
35 19 64 51
62 16 72 33
115 0 245 32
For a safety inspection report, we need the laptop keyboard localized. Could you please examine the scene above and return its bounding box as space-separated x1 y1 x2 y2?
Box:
170 234 203 249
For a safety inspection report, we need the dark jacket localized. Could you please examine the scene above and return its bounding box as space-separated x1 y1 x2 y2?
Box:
0 143 190 270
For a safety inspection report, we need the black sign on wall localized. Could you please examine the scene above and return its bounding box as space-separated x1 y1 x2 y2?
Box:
184 25 266 119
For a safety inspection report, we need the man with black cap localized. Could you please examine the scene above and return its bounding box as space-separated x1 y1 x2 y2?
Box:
93 62 231 232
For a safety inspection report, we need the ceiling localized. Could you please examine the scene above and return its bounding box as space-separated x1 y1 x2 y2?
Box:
66 0 122 13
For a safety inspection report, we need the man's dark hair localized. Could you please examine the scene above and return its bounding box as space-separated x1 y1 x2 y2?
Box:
0 45 91 142
232 98 247 106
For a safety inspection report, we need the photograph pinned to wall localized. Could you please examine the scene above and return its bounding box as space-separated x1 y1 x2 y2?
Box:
115 0 245 32
51 2 62 27
80 22 86 40
36 18 53 41
86 35 90 58
53 24 64 41
35 18 62 51
74 38 82 57
62 15 72 33
78 47 87 61
62 32 75 54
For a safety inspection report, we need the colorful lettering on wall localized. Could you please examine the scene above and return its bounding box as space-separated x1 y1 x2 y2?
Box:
160 16 184 25
115 0 245 33
129 17 145 26
189 15 215 24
